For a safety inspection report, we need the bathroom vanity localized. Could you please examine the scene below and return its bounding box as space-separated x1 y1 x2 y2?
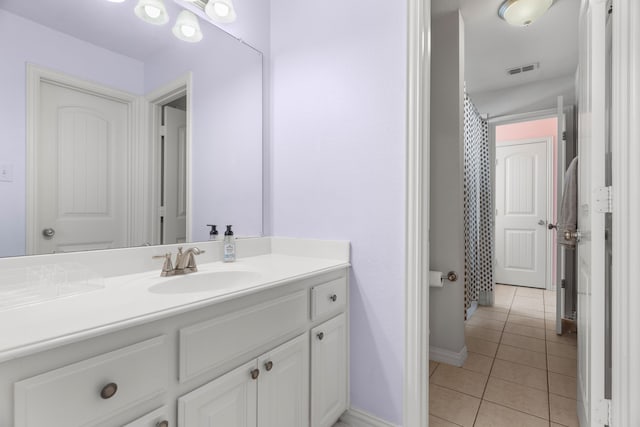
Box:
0 238 350 427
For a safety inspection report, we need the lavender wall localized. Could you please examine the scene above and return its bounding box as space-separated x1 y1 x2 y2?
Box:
0 10 145 258
269 0 407 424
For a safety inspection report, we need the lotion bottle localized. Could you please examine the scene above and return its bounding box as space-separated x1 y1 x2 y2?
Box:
223 225 236 262
207 224 218 241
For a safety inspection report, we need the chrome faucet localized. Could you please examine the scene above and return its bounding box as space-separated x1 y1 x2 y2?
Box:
152 247 205 277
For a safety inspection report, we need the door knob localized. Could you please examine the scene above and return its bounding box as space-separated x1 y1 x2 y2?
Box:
564 230 582 243
42 228 55 239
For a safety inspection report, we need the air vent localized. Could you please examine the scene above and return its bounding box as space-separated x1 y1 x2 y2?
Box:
506 63 539 76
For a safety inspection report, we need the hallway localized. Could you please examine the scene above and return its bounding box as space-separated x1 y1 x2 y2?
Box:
429 285 579 426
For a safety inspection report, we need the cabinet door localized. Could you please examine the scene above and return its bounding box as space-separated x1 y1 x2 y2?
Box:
310 313 348 427
178 359 258 427
257 334 309 427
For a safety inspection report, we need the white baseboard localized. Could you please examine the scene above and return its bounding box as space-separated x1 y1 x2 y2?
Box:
339 408 399 427
429 345 468 367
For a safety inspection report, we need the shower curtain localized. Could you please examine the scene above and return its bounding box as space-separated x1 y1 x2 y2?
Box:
463 92 494 316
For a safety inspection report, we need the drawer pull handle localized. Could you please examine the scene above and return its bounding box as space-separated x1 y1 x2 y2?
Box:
317 332 324 340
329 294 338 302
250 368 260 380
156 422 169 427
100 382 118 399
265 361 274 371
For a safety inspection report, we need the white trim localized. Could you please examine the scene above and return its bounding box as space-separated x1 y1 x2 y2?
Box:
25 64 141 254
340 408 399 427
145 73 193 245
429 345 468 367
494 136 555 290
487 108 558 125
611 0 640 424
403 0 429 426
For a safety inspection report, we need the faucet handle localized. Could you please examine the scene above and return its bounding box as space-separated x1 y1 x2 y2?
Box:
152 253 174 276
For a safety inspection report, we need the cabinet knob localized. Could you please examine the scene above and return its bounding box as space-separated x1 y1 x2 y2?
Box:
100 382 118 399
250 368 260 380
264 361 274 371
156 422 169 427
317 332 324 340
329 294 337 302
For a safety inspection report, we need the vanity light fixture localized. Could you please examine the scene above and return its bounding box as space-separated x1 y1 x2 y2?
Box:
172 10 203 42
134 0 170 25
498 0 553 27
205 0 237 24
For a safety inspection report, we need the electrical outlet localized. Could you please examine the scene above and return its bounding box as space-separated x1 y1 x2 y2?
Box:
0 163 13 182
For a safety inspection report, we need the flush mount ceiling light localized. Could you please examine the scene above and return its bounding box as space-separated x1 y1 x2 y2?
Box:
172 10 203 42
205 0 237 24
498 0 553 26
134 0 170 25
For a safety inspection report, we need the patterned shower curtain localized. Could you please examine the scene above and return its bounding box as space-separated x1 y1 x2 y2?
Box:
463 92 494 316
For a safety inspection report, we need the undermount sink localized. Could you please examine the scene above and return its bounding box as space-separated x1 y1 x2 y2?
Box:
148 270 262 294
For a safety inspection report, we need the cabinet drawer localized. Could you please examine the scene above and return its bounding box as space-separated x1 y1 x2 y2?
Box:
123 406 170 427
14 336 168 427
311 277 347 320
180 290 307 382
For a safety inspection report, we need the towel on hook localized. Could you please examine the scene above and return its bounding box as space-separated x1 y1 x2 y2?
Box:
559 156 578 247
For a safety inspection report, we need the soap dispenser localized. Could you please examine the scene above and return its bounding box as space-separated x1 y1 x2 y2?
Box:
223 225 236 262
207 224 218 241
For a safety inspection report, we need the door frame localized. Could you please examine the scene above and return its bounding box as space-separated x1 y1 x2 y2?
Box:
25 64 142 254
145 73 193 246
494 137 555 290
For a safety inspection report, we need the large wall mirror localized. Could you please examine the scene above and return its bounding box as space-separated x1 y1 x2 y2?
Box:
0 0 263 258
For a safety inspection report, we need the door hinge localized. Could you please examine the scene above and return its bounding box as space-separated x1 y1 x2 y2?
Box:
596 398 612 426
562 130 567 141
158 206 166 217
594 186 613 213
160 125 167 137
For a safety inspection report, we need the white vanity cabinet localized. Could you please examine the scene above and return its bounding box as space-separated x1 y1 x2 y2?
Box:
0 267 349 427
311 313 348 427
179 334 308 427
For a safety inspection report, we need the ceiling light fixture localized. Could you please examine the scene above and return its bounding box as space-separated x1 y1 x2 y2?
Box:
134 0 170 25
498 0 553 27
172 10 203 42
205 0 237 24
106 0 127 3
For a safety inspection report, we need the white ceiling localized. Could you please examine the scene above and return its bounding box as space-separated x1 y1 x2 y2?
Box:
433 0 580 95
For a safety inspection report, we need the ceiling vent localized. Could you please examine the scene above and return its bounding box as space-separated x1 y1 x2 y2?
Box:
507 63 539 76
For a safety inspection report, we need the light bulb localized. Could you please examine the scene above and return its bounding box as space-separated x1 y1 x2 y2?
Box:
135 0 169 25
144 4 161 18
172 10 203 42
205 0 236 23
181 25 196 37
213 3 230 17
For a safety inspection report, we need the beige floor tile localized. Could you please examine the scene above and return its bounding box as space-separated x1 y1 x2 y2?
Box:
465 325 502 343
467 337 499 357
496 344 547 370
483 377 549 419
477 304 510 314
545 305 557 313
545 311 557 320
504 323 546 340
491 359 548 391
513 296 545 307
429 415 462 427
551 423 568 427
510 307 546 319
548 372 577 399
508 314 546 329
501 332 546 353
466 316 505 331
430 360 439 376
429 384 481 427
511 303 545 314
515 287 544 297
546 318 557 331
549 394 579 427
475 401 549 427
546 331 577 346
430 363 488 398
462 351 494 375
548 355 577 377
547 342 577 360
474 308 509 321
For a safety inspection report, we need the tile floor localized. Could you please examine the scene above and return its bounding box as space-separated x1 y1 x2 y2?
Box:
429 284 579 427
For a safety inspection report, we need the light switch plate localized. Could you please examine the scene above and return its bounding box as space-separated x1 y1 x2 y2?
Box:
0 163 14 182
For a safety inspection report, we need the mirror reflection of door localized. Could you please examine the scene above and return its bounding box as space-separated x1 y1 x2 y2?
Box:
35 80 130 254
161 100 187 244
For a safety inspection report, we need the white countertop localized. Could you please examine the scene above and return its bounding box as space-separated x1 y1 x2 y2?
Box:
0 253 349 363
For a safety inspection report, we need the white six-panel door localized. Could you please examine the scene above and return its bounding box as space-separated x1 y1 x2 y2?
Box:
495 139 550 288
36 81 130 254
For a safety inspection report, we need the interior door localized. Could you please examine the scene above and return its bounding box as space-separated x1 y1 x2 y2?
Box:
576 0 607 424
495 139 549 288
162 105 187 244
35 81 129 254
